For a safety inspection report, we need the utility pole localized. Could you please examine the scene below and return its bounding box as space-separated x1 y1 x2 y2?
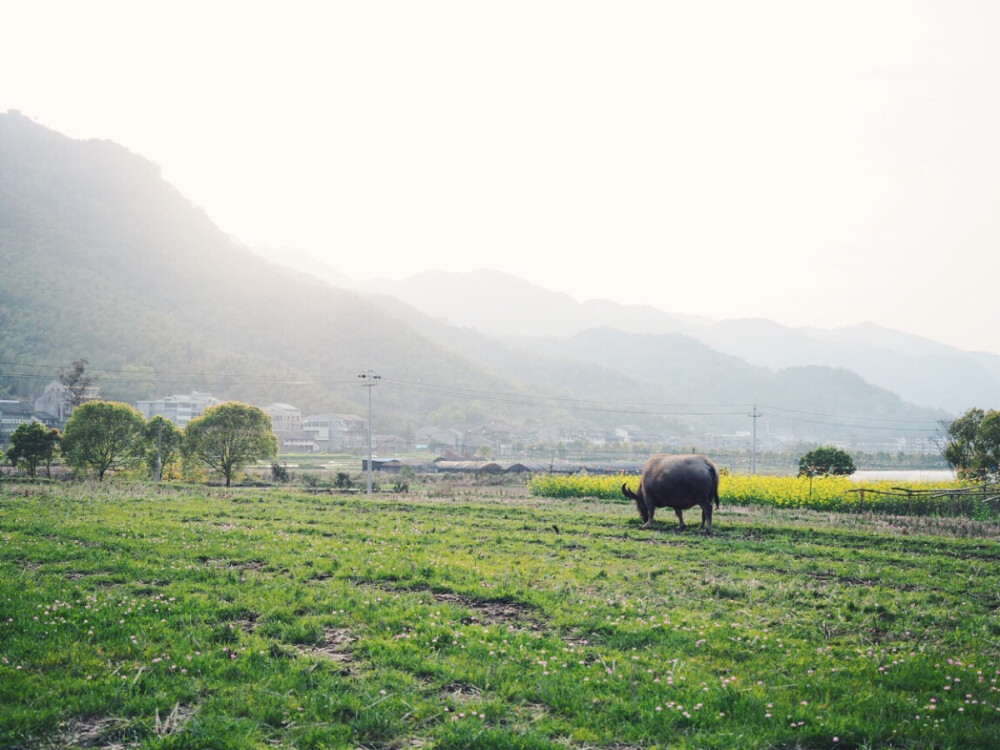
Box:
748 404 763 474
358 370 381 495
153 418 164 482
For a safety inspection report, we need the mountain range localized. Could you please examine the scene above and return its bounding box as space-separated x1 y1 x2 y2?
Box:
351 270 1000 417
2 109 984 446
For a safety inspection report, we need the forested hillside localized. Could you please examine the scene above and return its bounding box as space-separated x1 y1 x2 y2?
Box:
0 111 538 430
0 111 949 440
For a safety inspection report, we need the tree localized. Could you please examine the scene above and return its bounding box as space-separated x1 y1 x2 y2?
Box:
182 402 277 487
144 415 184 481
798 446 856 477
61 401 147 481
942 407 1000 480
42 428 61 477
58 358 93 409
6 421 60 478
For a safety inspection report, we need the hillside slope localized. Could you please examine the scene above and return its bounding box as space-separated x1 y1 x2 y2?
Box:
512 329 945 440
0 111 950 441
0 111 534 428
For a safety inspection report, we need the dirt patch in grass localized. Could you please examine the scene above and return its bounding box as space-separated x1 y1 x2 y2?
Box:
806 570 921 591
430 592 540 629
154 703 198 737
53 716 136 748
808 571 875 587
440 681 482 703
201 558 266 572
358 582 542 629
301 627 357 673
232 613 259 632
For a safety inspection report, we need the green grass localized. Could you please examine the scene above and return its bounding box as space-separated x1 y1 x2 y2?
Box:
1 481 999 748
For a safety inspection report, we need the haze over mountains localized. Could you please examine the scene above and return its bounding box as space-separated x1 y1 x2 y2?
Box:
1 110 988 446
255 252 1000 418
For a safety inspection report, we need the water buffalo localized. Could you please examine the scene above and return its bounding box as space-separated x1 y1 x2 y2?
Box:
622 454 720 533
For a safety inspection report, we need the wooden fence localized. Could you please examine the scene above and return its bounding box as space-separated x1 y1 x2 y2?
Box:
848 483 1000 516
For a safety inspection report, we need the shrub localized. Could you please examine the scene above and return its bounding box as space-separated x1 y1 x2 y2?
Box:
798 446 856 477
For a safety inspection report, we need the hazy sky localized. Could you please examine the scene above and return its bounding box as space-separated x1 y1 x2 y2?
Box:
4 2 1000 353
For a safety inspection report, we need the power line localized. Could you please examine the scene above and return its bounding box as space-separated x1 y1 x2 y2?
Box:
384 378 940 430
383 377 750 415
0 360 358 388
758 403 938 426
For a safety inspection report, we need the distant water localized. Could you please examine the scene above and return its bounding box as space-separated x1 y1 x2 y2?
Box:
850 469 956 483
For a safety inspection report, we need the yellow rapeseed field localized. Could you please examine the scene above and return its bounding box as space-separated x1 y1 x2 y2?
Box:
528 473 979 516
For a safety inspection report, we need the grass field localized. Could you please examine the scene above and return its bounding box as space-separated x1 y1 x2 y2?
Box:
2 480 999 749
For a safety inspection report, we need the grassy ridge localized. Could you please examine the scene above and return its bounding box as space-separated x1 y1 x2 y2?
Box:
1 482 999 748
529 474 995 518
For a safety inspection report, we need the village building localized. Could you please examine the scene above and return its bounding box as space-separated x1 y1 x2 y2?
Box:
614 424 655 444
375 434 409 454
0 400 35 447
136 392 220 427
265 403 318 452
33 380 101 427
303 413 368 452
414 426 464 454
536 424 615 445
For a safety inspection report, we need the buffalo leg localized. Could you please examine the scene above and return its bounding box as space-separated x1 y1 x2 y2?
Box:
673 508 685 529
701 504 713 535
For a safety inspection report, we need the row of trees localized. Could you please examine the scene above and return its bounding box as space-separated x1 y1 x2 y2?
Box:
3 401 278 486
7 403 996 485
795 407 1000 481
941 407 1000 480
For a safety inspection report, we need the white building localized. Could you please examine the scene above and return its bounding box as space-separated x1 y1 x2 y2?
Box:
136 392 220 427
304 413 368 452
266 403 319 452
0 400 35 445
33 382 73 424
34 380 100 425
265 403 303 433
